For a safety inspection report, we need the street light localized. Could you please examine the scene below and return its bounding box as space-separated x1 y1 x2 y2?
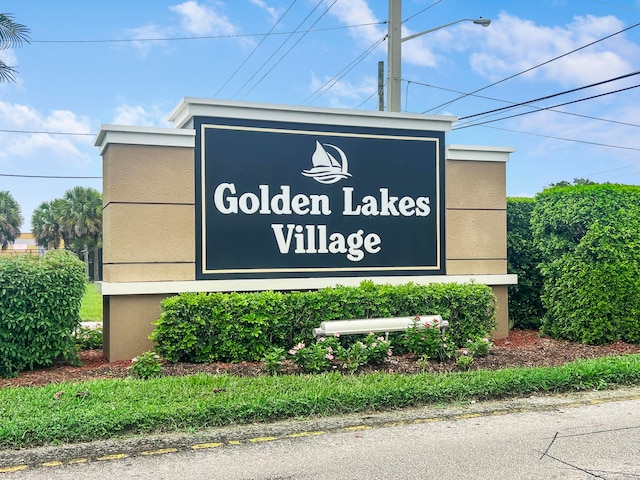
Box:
387 0 490 112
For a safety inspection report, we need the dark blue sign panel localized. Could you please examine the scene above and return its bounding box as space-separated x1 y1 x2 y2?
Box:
194 116 445 280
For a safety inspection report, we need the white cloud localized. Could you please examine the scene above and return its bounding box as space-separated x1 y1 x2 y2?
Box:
468 13 638 87
0 101 93 167
308 72 377 108
250 0 279 22
329 0 384 44
113 103 171 127
328 0 437 68
124 24 170 57
122 1 243 55
170 1 238 36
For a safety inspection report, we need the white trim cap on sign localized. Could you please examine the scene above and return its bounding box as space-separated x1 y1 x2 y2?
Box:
98 274 518 296
446 144 515 163
168 97 457 132
94 124 195 155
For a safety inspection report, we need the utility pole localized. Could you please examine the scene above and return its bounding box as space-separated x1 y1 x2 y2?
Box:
387 0 402 112
378 61 384 111
386 0 490 113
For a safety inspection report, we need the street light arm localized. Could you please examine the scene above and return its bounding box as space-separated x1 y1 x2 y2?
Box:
401 18 490 43
386 0 490 113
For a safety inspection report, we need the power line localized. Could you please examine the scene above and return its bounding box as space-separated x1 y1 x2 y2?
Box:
302 35 387 105
4 94 639 178
590 0 640 10
30 22 385 44
402 0 444 24
4 75 640 137
0 129 94 136
240 0 338 100
6 117 639 181
422 20 640 114
458 71 640 121
469 124 640 152
303 0 447 109
408 79 640 128
214 0 298 97
5 77 640 136
0 173 101 179
585 165 634 178
454 83 640 129
232 0 328 99
355 89 379 109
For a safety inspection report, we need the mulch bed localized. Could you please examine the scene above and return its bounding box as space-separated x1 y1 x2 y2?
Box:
3 330 640 388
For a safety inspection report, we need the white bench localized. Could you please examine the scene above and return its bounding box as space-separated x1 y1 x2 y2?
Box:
312 315 447 338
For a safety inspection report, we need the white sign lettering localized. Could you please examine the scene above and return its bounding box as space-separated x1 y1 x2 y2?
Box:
214 183 331 215
212 183 429 262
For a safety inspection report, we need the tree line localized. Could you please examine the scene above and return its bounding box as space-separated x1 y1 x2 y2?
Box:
0 188 102 281
0 17 104 278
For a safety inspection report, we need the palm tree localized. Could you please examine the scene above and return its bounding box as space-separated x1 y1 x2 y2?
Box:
0 190 23 249
0 13 30 83
54 187 102 280
32 200 64 250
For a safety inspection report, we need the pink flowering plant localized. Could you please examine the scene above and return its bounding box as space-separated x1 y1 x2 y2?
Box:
128 351 163 379
360 333 393 364
289 332 393 374
288 336 341 374
401 316 456 361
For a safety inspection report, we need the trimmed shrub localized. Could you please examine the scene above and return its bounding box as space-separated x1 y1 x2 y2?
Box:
151 281 496 363
541 213 640 344
0 250 86 377
531 184 640 344
507 197 544 329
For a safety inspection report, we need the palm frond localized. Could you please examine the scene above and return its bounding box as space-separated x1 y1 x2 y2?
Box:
0 13 31 50
0 60 17 83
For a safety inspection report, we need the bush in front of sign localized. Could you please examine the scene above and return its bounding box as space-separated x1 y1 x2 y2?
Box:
379 282 496 347
152 281 496 364
215 312 275 362
151 291 292 363
305 281 496 348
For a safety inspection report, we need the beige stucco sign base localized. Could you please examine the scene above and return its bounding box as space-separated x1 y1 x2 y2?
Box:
95 98 517 361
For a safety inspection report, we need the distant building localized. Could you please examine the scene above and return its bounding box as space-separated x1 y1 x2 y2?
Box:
0 232 47 256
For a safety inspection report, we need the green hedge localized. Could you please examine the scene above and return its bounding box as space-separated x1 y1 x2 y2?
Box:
151 281 496 363
507 197 544 329
531 184 640 344
0 250 86 377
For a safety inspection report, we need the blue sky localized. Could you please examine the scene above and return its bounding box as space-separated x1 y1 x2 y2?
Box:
2 0 640 229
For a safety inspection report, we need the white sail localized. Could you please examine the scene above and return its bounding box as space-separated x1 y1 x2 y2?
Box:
311 141 340 168
302 140 352 184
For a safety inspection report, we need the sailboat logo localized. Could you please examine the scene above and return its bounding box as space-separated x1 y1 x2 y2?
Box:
302 141 352 184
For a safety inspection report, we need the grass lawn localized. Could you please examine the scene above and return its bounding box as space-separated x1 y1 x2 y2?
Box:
4 282 638 449
1 354 640 449
79 283 102 322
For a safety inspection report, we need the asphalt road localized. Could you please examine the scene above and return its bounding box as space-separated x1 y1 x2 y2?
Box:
2 387 640 479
